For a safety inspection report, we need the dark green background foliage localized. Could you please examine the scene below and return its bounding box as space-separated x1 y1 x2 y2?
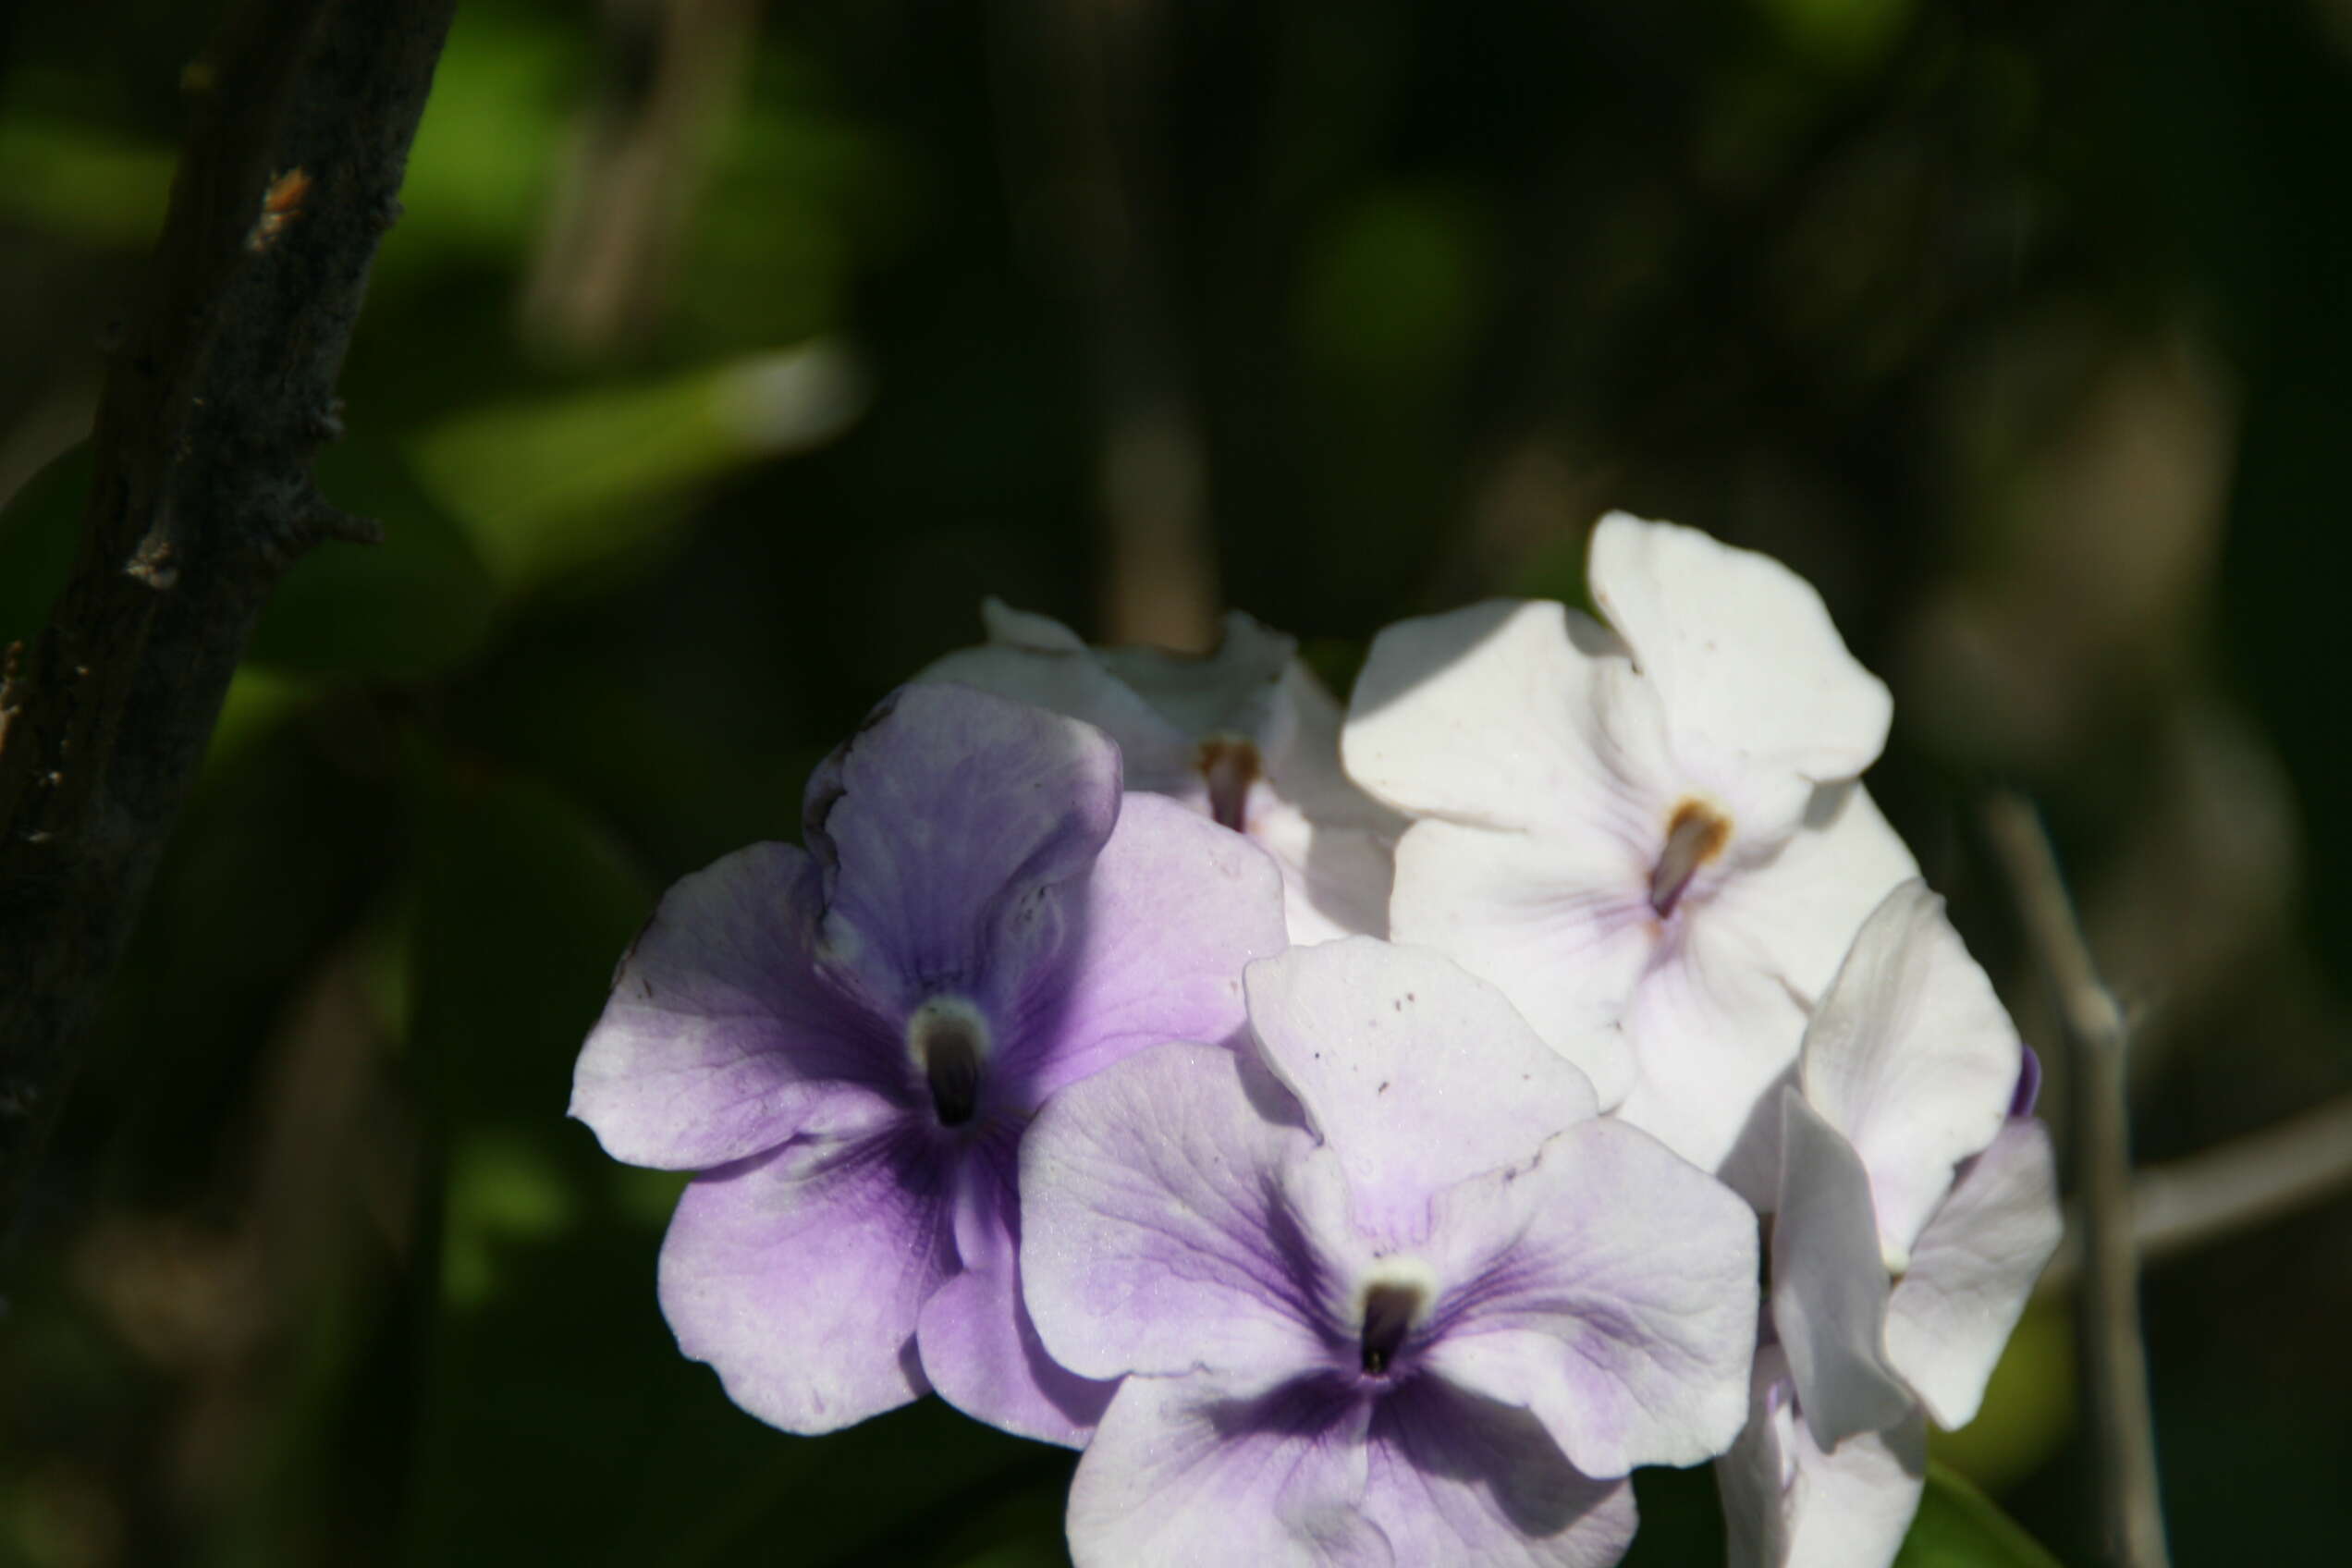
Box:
3 1 2348 1562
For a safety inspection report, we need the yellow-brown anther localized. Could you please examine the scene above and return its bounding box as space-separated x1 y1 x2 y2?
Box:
1195 735 1262 833
1648 798 1732 917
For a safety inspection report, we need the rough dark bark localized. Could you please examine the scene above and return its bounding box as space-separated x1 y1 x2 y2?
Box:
0 0 457 1231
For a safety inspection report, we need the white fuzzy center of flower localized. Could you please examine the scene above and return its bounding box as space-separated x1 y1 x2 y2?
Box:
906 996 992 1128
1194 733 1261 833
1648 796 1733 917
1354 1255 1437 1375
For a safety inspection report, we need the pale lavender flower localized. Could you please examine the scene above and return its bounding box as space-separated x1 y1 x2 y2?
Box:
1020 937 1759 1566
920 600 1405 944
569 683 1289 1445
1344 513 1917 1194
1721 881 2063 1568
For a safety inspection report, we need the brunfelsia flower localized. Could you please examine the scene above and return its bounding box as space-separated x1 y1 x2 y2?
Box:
1720 881 2063 1568
1020 937 1759 1566
919 599 1406 944
568 682 1289 1445
1343 512 1917 1194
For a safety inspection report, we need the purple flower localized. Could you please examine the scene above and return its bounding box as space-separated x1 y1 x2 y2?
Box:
1020 937 1760 1565
920 601 1406 944
569 683 1290 1444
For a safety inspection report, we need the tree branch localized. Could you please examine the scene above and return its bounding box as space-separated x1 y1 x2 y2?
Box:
0 0 457 1233
2038 1089 2352 1292
1983 792 2172 1568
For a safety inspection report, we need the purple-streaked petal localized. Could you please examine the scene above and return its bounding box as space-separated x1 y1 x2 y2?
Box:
1004 793 1288 1105
801 684 1121 1019
1611 912 1812 1191
1719 1348 1926 1568
1771 1091 1915 1449
657 1123 953 1434
570 841 900 1170
1586 512 1891 785
1244 939 1599 1242
1363 1379 1638 1568
916 621 1203 800
1424 1118 1759 1475
1799 881 2022 1268
1065 1371 1385 1568
915 1125 1116 1446
917 1258 1117 1448
1709 780 1919 1014
1386 818 1647 1107
1883 1120 2064 1429
1346 599 1661 836
1021 1041 1343 1382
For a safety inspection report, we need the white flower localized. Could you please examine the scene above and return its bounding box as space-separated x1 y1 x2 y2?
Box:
1722 881 2064 1568
920 600 1404 945
1343 512 1916 1189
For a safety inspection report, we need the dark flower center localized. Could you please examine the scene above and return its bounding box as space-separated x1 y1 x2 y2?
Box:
909 1003 988 1127
1195 734 1262 833
1358 1280 1424 1376
1648 797 1732 918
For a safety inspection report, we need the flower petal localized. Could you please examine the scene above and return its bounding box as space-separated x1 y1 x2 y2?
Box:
1426 1118 1760 1476
1065 1371 1386 1568
1244 938 1599 1242
1006 793 1289 1105
915 1127 1116 1446
1883 1120 2064 1429
1611 910 1812 1190
916 619 1202 800
1719 1347 1927 1568
1252 801 1398 942
1709 780 1919 1014
1021 1041 1343 1382
657 1122 954 1434
1363 1379 1638 1568
1586 513 1891 784
1345 599 1658 837
917 1256 1117 1448
570 841 900 1170
1098 607 1298 743
1771 1091 1916 1450
801 684 1122 1018
1385 818 1648 1107
1799 881 2023 1267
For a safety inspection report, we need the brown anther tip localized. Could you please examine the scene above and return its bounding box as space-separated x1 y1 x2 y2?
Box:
1649 798 1732 918
1195 735 1262 833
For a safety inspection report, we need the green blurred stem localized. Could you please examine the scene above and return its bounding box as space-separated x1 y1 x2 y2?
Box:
0 0 456 1236
1984 793 2172 1568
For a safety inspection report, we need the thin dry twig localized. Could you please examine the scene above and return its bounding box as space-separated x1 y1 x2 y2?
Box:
2039 1088 2352 1293
1984 791 2171 1568
0 0 457 1234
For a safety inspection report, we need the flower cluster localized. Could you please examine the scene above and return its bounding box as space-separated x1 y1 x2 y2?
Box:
570 512 2063 1566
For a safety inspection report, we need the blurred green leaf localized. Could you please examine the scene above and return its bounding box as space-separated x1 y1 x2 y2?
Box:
389 9 583 263
0 114 171 245
409 342 866 591
248 443 501 681
1752 0 1915 72
1893 1464 2066 1568
0 441 91 646
1298 185 1492 398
